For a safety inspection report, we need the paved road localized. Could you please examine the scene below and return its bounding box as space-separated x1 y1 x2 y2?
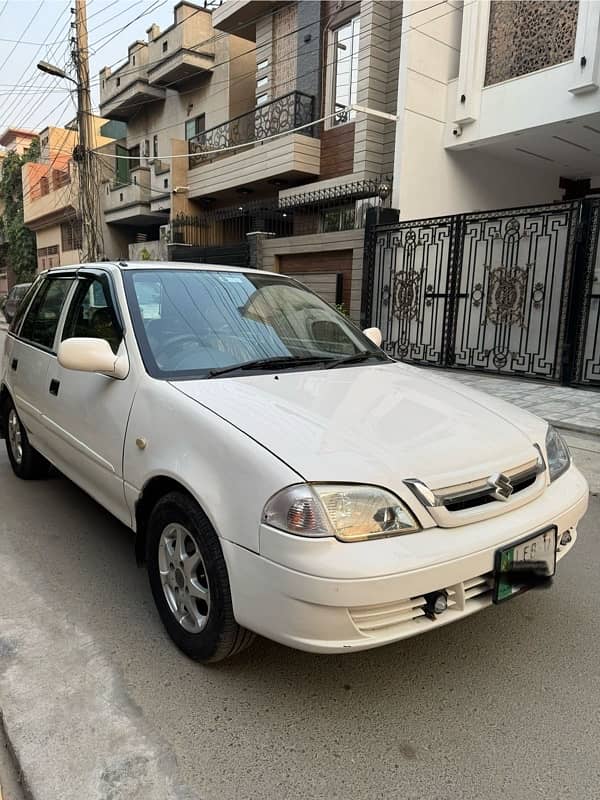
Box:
1 326 599 799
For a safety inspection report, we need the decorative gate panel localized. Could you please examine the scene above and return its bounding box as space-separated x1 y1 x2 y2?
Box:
364 201 591 385
370 218 456 364
573 198 600 386
452 204 578 379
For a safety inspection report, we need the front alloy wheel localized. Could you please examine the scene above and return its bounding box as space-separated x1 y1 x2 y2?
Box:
158 523 211 634
147 491 255 662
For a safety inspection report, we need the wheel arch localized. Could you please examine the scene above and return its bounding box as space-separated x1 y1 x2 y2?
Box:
134 475 206 566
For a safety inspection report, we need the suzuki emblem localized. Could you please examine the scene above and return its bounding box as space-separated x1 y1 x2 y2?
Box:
488 472 513 501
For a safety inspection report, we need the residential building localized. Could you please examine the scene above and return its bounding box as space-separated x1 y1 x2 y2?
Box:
97 0 401 321
21 119 130 270
0 128 38 293
359 0 600 392
199 0 401 320
98 0 255 254
393 0 600 218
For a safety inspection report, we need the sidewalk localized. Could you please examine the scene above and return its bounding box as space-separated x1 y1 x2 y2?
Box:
440 369 600 436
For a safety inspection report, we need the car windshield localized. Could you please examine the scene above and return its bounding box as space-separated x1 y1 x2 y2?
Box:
124 268 386 378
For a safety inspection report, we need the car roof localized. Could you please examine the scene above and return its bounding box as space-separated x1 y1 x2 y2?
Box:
45 261 281 278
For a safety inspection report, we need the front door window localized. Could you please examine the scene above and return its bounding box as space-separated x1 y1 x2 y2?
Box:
62 276 123 354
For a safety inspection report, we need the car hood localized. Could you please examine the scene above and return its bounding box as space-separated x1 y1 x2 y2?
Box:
170 363 546 490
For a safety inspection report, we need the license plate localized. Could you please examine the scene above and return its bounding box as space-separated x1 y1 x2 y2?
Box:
493 527 558 603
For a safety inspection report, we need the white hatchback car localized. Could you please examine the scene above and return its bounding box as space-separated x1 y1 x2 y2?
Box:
0 263 589 662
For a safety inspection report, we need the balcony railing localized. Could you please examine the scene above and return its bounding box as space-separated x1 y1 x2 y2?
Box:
188 90 315 168
172 176 393 246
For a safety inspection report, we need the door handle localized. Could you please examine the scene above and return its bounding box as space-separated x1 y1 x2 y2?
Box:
49 379 60 396
11 358 18 371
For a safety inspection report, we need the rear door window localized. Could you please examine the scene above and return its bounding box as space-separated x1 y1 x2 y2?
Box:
19 277 74 351
9 280 42 335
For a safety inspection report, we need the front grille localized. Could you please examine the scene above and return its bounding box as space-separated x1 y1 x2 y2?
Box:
443 472 537 512
405 453 546 527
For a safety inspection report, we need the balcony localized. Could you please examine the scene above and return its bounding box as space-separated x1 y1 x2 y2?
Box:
187 91 320 199
99 47 165 121
103 167 168 226
22 163 76 229
147 7 215 88
212 0 282 41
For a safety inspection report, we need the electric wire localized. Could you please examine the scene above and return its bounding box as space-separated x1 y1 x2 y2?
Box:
0 0 44 73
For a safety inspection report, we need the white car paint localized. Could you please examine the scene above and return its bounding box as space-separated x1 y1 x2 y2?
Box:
0 262 589 655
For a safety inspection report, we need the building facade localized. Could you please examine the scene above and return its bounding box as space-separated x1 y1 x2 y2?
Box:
97 0 401 321
0 128 38 294
393 0 600 219
98 1 255 252
21 119 129 270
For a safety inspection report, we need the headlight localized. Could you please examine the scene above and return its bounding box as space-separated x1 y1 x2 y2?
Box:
263 484 420 542
545 425 571 482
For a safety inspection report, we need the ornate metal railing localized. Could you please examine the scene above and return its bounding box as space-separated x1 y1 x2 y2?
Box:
171 176 393 247
188 91 315 167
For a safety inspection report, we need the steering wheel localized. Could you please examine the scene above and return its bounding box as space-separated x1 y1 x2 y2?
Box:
204 334 256 363
154 334 201 364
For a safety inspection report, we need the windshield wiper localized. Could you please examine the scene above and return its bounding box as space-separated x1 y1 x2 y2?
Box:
207 355 331 378
324 351 389 369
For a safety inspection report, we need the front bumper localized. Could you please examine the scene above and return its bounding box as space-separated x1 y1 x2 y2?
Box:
222 466 589 653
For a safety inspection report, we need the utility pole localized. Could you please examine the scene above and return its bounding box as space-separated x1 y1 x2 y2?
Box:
73 0 102 262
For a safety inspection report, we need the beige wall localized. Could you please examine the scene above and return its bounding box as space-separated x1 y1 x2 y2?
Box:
119 35 255 165
393 0 561 219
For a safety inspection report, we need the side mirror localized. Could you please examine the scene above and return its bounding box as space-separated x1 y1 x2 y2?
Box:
363 327 382 347
58 338 129 379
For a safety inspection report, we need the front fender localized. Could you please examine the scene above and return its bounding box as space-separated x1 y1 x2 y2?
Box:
123 377 301 553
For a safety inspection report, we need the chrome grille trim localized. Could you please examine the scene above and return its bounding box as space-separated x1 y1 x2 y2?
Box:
405 454 545 510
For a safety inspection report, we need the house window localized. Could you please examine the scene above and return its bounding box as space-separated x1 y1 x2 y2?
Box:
320 205 356 233
116 77 120 87
331 16 360 125
143 139 150 158
163 178 168 189
257 76 268 89
39 176 49 196
162 40 168 53
257 58 269 71
36 245 60 272
61 219 83 252
132 55 136 65
185 113 205 141
153 135 158 158
256 93 269 106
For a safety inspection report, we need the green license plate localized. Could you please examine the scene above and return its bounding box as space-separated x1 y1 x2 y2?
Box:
493 527 558 604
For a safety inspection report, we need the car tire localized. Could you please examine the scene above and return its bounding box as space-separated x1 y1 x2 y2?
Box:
147 491 255 663
3 397 50 480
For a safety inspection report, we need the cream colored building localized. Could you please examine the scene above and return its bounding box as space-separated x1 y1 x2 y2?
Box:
98 1 255 250
22 120 131 270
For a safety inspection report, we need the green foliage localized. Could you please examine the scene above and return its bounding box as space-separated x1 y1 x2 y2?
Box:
335 303 349 317
0 139 40 282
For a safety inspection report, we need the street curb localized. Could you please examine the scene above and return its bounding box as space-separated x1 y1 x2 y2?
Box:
546 417 600 438
0 552 198 800
0 711 32 800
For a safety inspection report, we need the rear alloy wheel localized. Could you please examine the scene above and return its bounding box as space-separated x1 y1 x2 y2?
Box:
147 491 255 662
3 398 49 480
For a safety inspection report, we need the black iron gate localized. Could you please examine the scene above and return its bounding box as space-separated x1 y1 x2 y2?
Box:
363 199 600 387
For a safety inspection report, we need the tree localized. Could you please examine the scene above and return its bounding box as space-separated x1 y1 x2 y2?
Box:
0 139 40 283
